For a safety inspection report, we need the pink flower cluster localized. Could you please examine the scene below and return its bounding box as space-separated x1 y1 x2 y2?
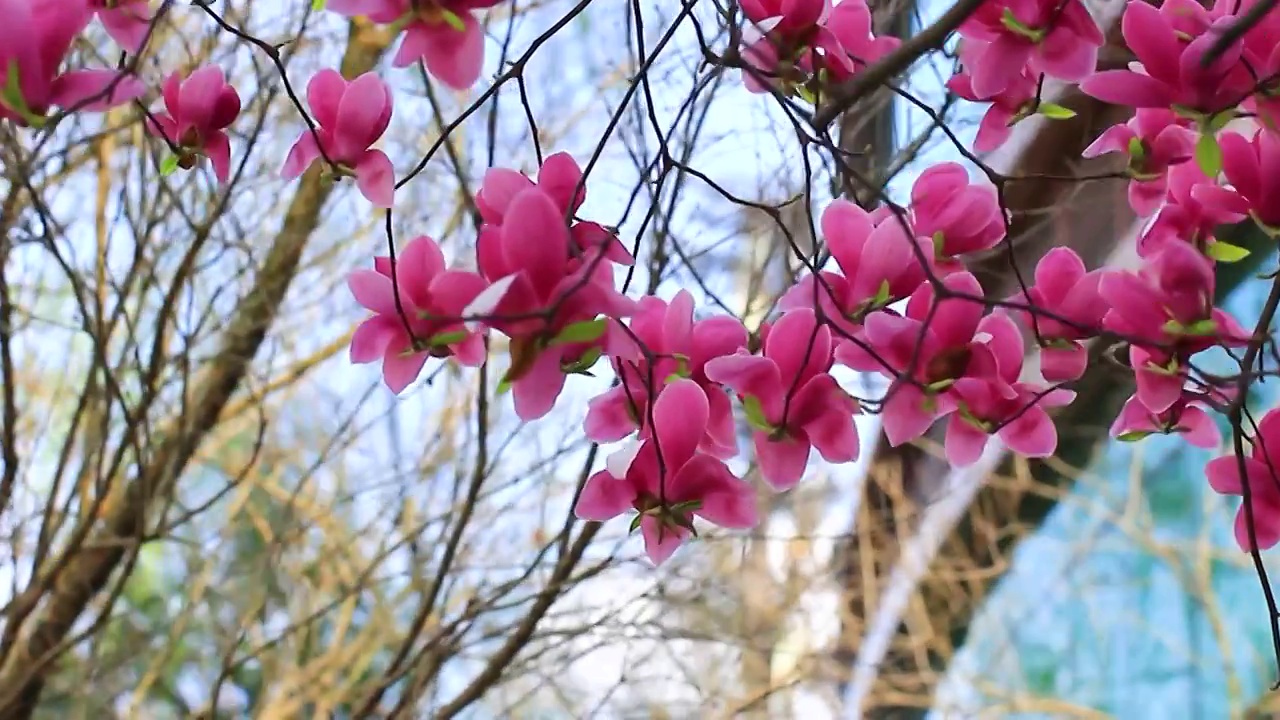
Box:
21 0 1280 563
738 0 901 95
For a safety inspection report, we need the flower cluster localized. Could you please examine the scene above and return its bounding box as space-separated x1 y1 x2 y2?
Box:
18 0 1280 563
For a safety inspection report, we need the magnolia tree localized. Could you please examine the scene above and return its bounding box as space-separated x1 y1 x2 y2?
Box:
7 0 1280 712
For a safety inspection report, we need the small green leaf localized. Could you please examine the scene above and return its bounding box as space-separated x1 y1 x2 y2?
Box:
1162 319 1185 335
743 395 772 432
160 154 180 176
1184 318 1217 336
552 318 608 345
795 85 817 104
1116 430 1153 442
628 513 644 534
665 373 684 384
669 499 703 513
496 377 512 395
1208 110 1236 132
311 0 324 9
562 346 603 374
440 9 467 31
1195 131 1223 177
926 378 954 393
1207 240 1251 262
427 330 467 346
1037 102 1077 120
1127 136 1146 162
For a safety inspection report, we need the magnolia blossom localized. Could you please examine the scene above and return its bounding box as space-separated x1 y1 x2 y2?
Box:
1008 247 1105 382
282 70 396 207
1111 392 1220 448
1206 408 1280 551
1080 0 1252 117
475 152 634 265
467 184 634 421
1140 161 1247 256
326 0 503 89
0 0 145 127
948 40 1040 153
908 162 1004 270
585 290 747 459
147 67 242 184
1198 129 1280 233
705 308 860 490
575 380 758 565
957 0 1103 98
90 0 152 53
349 236 488 393
780 199 932 341
1082 109 1196 217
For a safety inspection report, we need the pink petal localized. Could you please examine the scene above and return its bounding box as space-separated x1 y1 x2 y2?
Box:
1179 405 1221 449
335 73 392 159
204 131 232 185
348 269 397 315
355 149 396 208
999 407 1057 457
663 290 696 354
1040 344 1087 382
881 383 938 446
178 65 228 125
690 315 749 373
640 516 690 565
753 432 811 490
537 152 586 213
703 352 784 418
653 379 710 472
476 168 535 223
1079 70 1173 108
419 16 486 90
500 189 570 298
281 132 322 180
670 454 757 528
306 68 347 129
584 386 639 443
822 199 875 276
382 350 429 394
1234 498 1280 551
945 416 990 467
49 69 145 111
350 316 400 363
575 468 637 521
765 308 832 386
1206 454 1263 495
99 5 152 53
397 236 447 307
512 350 568 421
427 269 489 315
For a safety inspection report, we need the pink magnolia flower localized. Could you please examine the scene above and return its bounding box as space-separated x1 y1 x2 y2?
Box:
1100 242 1248 412
1082 109 1196 217
326 0 502 89
945 368 1075 466
575 379 759 565
1205 407 1280 551
585 290 748 458
281 70 395 208
908 162 1004 270
1110 391 1220 448
705 308 860 490
147 67 241 185
842 272 1024 447
0 0 145 127
1140 161 1247 257
1198 128 1280 233
90 0 152 53
348 235 488 393
957 0 1103 98
475 152 634 265
738 0 846 93
1008 247 1105 382
468 186 635 421
779 199 932 341
947 40 1040 152
810 0 900 82
1080 0 1252 118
